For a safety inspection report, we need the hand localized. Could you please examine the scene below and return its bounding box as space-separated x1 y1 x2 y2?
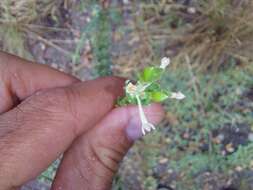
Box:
0 52 164 190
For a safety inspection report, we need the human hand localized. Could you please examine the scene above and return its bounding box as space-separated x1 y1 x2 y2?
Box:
0 52 164 190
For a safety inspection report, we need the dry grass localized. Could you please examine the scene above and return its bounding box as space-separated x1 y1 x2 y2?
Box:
1 0 252 71
113 0 253 74
173 0 253 71
0 0 67 58
0 0 57 24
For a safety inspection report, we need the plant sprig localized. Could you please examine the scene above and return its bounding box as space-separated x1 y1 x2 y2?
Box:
117 57 185 135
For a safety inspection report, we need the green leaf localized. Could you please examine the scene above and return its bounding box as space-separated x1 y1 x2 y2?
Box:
150 91 169 102
145 83 161 92
140 67 163 82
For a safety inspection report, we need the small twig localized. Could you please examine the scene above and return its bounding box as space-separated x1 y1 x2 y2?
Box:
185 55 206 115
24 24 71 32
28 35 77 44
26 30 72 57
49 39 78 44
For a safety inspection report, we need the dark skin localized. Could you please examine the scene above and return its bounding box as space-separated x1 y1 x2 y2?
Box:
0 52 164 190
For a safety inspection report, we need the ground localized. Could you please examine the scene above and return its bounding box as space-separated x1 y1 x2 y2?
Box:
1 1 253 190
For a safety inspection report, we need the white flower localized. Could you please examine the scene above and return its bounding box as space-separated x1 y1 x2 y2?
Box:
136 95 156 135
125 82 138 96
170 92 185 100
126 81 151 97
160 57 170 69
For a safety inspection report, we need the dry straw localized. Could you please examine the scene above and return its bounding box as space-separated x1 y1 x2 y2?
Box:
174 0 253 71
0 0 58 24
0 0 62 58
113 0 253 75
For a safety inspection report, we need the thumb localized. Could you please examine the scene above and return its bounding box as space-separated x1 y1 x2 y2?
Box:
52 104 164 190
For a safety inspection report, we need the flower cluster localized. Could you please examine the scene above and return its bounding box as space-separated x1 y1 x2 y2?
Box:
117 57 185 135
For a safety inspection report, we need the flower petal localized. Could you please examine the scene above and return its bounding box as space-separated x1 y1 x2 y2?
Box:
160 57 170 69
170 92 186 100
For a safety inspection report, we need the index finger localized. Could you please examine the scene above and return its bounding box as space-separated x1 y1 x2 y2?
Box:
0 51 79 113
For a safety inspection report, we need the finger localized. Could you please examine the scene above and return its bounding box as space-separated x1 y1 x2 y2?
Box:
0 51 79 113
0 76 125 189
52 104 165 190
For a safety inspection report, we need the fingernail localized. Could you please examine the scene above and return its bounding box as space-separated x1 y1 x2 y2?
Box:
125 116 143 141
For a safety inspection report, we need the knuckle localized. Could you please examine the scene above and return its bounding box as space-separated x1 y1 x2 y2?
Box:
6 87 81 138
57 87 81 119
0 53 25 93
90 145 117 176
89 139 124 175
21 88 80 132
30 87 76 113
42 87 80 131
9 69 29 98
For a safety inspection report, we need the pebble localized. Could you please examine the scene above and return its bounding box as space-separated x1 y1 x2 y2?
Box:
187 7 197 14
159 158 169 164
40 43 46 51
213 134 224 144
123 0 129 4
248 133 253 141
250 160 253 168
51 63 58 69
168 169 173 174
218 134 225 141
235 166 243 172
183 132 190 139
165 138 172 144
225 143 235 153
